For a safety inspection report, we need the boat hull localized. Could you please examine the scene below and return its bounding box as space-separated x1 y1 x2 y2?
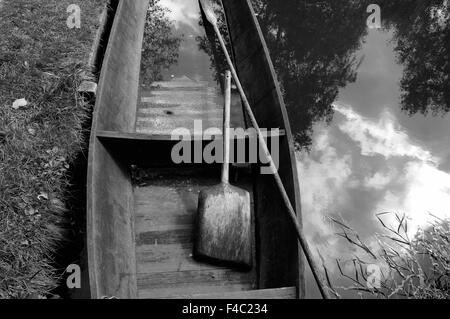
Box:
86 0 304 299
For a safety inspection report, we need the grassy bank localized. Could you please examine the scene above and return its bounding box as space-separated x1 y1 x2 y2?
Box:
0 0 103 298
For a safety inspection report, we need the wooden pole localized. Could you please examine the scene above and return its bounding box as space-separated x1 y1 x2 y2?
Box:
199 0 331 299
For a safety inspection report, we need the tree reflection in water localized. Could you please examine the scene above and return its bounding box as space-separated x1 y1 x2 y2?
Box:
197 0 450 149
198 0 369 149
379 0 450 116
140 0 182 85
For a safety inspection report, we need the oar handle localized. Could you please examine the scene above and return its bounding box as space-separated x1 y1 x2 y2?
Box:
222 71 232 183
212 23 331 300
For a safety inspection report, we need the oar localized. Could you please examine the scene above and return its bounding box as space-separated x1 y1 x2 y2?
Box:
194 71 252 268
199 0 331 299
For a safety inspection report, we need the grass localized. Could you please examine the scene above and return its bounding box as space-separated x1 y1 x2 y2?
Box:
325 213 450 299
0 0 103 298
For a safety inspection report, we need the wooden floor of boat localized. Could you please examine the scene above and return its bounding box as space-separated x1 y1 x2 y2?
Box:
133 79 296 299
134 168 258 299
137 77 246 135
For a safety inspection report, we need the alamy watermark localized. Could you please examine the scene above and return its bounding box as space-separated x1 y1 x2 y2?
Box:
65 3 382 30
367 4 382 29
170 120 280 175
66 264 81 289
66 4 81 29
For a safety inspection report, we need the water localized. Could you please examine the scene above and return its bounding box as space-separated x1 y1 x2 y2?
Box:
254 0 450 298
140 0 217 86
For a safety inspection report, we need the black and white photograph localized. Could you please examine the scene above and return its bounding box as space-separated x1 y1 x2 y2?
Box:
1 0 449 306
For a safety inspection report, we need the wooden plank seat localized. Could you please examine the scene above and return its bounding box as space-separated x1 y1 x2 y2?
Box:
96 129 286 142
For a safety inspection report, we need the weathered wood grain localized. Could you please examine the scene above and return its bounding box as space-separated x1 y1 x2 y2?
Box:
136 78 246 135
137 269 255 299
87 0 149 299
139 286 296 299
134 168 256 298
171 287 297 299
136 243 227 273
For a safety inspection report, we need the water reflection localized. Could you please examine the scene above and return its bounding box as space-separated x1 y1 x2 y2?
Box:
246 0 450 297
140 0 218 86
241 1 450 223
380 0 450 116
197 0 450 149
197 0 370 148
251 0 370 149
270 0 450 297
140 1 181 85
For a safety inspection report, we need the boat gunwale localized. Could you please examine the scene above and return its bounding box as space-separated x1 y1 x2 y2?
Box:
87 0 150 299
220 0 305 298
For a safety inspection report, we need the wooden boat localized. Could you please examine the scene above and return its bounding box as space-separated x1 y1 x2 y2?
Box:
87 0 304 299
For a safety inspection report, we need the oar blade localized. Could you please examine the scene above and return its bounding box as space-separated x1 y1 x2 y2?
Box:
194 183 252 268
199 0 218 25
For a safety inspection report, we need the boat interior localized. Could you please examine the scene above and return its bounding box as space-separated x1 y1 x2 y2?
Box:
87 0 303 299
